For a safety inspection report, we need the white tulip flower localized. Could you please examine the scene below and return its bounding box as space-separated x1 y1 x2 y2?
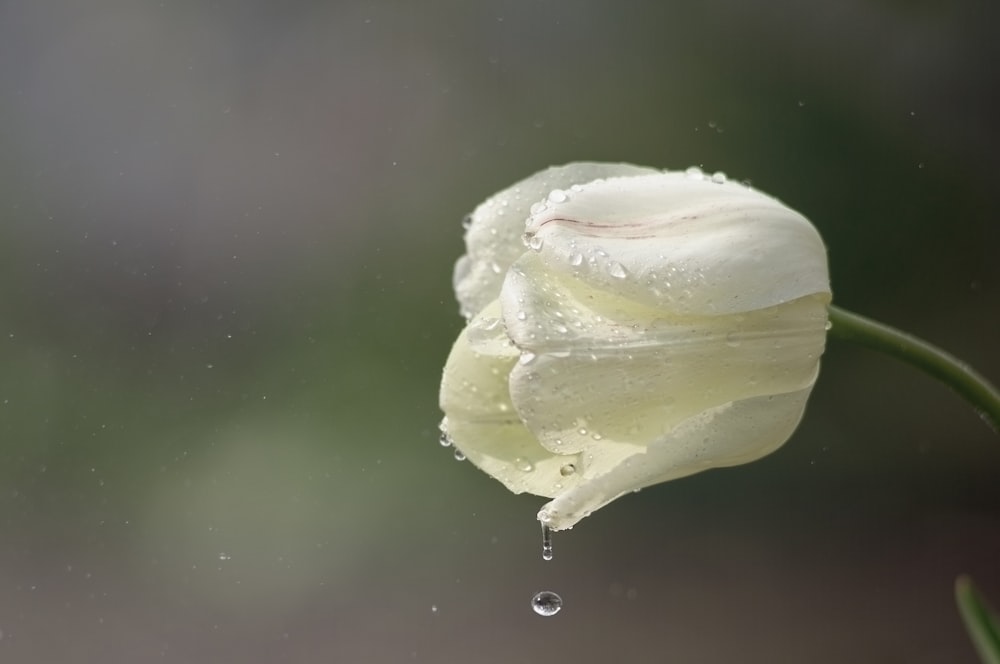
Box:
439 162 831 531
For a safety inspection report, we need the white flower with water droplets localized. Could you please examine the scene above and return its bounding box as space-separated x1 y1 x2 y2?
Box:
440 162 831 531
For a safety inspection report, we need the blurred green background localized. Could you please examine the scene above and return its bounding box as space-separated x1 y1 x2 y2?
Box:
1 1 998 662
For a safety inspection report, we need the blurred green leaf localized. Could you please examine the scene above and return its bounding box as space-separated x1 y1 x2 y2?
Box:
956 576 1000 664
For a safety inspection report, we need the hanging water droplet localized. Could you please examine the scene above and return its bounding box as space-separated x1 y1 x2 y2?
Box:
711 171 727 184
607 261 628 279
514 457 534 472
559 463 576 477
527 235 544 252
438 432 452 447
531 590 563 616
453 449 466 461
541 523 553 561
547 189 568 203
461 214 473 229
568 252 583 267
824 320 833 331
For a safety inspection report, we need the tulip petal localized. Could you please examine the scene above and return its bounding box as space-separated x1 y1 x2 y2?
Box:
524 171 829 316
454 162 659 319
502 251 827 456
537 387 815 531
439 300 585 497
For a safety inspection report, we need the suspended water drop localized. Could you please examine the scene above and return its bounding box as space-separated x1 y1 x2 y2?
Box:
541 523 553 561
461 214 473 229
519 351 537 365
438 431 452 447
531 590 563 616
453 449 466 461
529 201 547 215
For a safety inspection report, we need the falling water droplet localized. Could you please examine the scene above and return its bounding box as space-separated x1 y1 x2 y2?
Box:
531 590 563 616
541 523 553 561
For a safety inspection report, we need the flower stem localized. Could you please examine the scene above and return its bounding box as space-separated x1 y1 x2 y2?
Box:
956 576 1000 664
826 304 1000 433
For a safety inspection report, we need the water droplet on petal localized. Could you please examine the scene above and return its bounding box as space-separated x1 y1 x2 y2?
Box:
531 590 562 616
519 351 537 365
453 449 466 461
516 310 527 321
515 457 535 472
461 214 473 229
711 171 727 184
529 201 547 215
527 235 544 251
607 261 628 279
685 166 704 180
547 189 568 203
568 252 583 267
438 432 452 447
559 463 576 477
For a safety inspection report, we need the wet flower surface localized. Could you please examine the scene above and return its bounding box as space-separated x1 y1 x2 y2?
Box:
440 163 831 531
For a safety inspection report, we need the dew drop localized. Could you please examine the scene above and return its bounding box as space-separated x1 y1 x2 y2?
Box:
559 463 576 477
568 252 583 267
527 235 544 252
516 310 527 321
531 590 562 616
607 261 628 279
824 320 833 331
438 432 452 447
461 214 473 229
685 166 704 180
541 523 553 561
711 171 727 184
519 351 537 365
547 189 568 203
515 457 535 472
453 449 466 461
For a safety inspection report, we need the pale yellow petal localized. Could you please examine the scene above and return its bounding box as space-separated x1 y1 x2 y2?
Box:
538 387 814 531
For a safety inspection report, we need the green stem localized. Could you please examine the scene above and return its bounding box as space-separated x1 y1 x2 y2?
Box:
826 304 1000 433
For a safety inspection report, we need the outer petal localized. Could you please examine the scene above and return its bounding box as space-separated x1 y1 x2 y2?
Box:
439 301 585 497
523 171 830 316
453 162 659 319
501 251 828 457
537 387 815 531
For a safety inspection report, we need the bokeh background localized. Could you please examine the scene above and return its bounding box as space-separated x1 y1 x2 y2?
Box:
1 1 999 662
